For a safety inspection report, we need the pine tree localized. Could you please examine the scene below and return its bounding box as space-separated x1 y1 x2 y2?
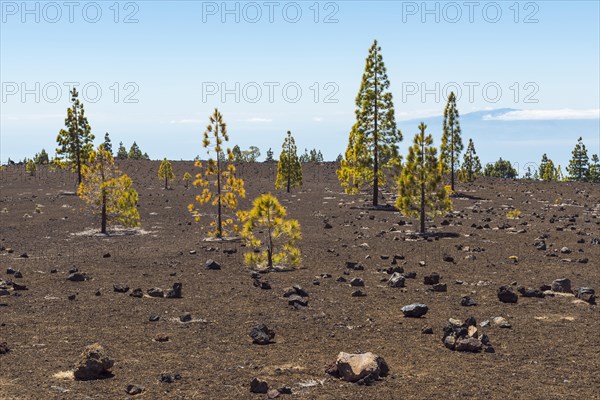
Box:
158 158 175 189
458 138 481 182
556 164 564 181
26 159 37 176
103 133 113 155
483 158 518 178
239 193 301 269
188 109 245 238
524 166 533 180
128 142 143 160
336 154 343 163
538 153 549 179
275 131 302 193
439 91 463 191
587 154 600 183
338 40 402 206
299 148 310 163
55 88 95 184
567 137 589 181
337 124 371 194
232 145 244 162
77 145 140 234
265 148 275 162
541 159 558 181
182 171 193 188
116 142 128 159
243 146 261 162
33 149 49 164
396 122 451 233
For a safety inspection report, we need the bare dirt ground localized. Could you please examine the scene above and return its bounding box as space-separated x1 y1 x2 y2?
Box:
0 161 599 399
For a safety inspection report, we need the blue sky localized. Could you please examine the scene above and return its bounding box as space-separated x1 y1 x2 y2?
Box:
1 1 599 169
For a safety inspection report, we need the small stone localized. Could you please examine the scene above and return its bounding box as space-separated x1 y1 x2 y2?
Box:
205 259 221 270
250 378 269 394
351 289 367 297
551 278 572 293
387 272 405 288
103 253 111 258
73 343 114 381
517 286 545 298
288 294 308 308
180 312 192 323
431 283 447 292
113 284 129 293
423 273 440 285
575 287 596 304
125 384 144 395
460 296 477 306
267 389 281 399
0 341 9 354
329 352 389 384
421 326 433 334
155 334 170 342
350 277 365 287
149 314 160 322
560 246 571 254
165 282 182 298
68 294 76 300
497 285 518 303
455 337 483 352
130 288 143 298
250 324 275 345
159 373 181 383
442 254 454 263
67 272 87 282
401 303 428 318
147 288 164 298
492 316 512 328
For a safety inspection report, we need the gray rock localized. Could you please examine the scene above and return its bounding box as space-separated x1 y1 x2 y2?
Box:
350 277 365 287
460 296 477 306
551 278 572 293
180 312 192 323
73 343 114 381
126 384 144 395
165 282 182 298
387 272 405 288
250 378 269 394
147 287 164 298
113 284 129 293
423 273 440 285
497 285 518 303
401 303 428 318
67 272 87 282
205 259 221 270
249 324 275 345
575 287 596 304
455 337 483 352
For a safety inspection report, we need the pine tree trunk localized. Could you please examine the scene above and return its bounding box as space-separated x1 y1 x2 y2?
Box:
420 181 425 234
267 209 273 267
373 66 379 207
217 158 222 238
101 191 107 234
450 137 455 191
165 175 168 190
287 147 291 193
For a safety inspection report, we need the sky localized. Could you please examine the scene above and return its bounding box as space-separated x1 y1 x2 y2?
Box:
1 0 599 170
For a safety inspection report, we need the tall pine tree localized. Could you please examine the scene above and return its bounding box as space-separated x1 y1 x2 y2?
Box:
439 91 463 192
55 88 95 184
103 133 113 155
538 153 549 179
587 154 600 183
275 131 302 193
116 142 128 159
397 123 451 234
338 40 402 206
567 137 589 181
458 138 481 182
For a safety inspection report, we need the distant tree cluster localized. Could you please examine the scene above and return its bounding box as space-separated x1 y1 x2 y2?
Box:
299 148 324 163
483 158 518 179
231 145 260 162
112 137 150 160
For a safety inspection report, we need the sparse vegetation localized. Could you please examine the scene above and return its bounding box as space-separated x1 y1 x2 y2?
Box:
55 88 95 185
275 131 302 193
188 109 245 238
396 122 451 234
158 158 175 189
484 158 518 179
77 145 140 234
239 193 301 269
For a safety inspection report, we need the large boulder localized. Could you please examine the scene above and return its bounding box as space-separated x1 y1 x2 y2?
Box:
73 343 114 380
327 352 389 385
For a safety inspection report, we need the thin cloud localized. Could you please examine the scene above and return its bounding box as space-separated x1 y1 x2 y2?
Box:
313 117 323 122
245 117 272 123
170 119 203 124
396 109 442 121
483 109 600 121
1 114 64 121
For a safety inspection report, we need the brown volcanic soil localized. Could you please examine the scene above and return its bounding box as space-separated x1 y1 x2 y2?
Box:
0 161 599 400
